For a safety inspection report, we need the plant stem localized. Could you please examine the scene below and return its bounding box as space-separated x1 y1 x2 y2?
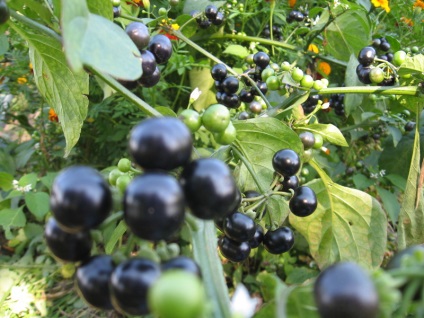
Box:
9 9 62 43
89 67 162 117
188 219 232 318
316 86 421 96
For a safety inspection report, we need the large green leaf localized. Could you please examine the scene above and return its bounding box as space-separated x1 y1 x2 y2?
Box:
290 161 387 270
87 0 113 19
398 54 424 80
344 54 363 116
24 192 50 222
324 10 371 62
296 124 348 147
10 24 89 157
232 118 302 225
61 0 142 80
398 108 424 248
0 208 26 229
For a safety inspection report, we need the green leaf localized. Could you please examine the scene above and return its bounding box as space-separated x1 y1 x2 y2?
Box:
105 220 127 254
353 173 374 190
154 106 177 117
344 54 363 116
0 208 26 229
10 22 90 157
398 54 424 80
175 14 198 38
398 110 424 248
386 174 406 191
324 10 371 62
376 186 400 224
290 162 387 269
19 173 38 189
61 0 142 80
297 124 348 147
189 66 216 112
0 34 9 56
223 44 250 59
87 0 113 19
257 272 285 302
282 284 319 318
183 0 226 14
0 172 14 191
232 118 303 225
24 192 50 221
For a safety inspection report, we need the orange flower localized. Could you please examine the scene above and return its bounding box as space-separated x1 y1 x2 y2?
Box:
49 108 59 122
289 0 296 8
160 20 180 40
401 17 414 26
317 61 331 76
414 0 424 8
308 44 319 54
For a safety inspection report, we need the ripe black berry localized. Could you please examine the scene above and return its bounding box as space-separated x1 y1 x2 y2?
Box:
129 117 192 171
263 227 294 254
218 236 251 262
356 64 372 84
222 76 239 94
289 186 318 217
212 11 224 26
249 224 264 248
140 50 157 76
239 89 255 103
358 47 376 66
138 66 161 87
281 175 299 192
253 52 270 69
223 212 256 242
299 131 316 149
405 121 416 132
148 34 173 64
221 92 241 109
272 149 301 177
125 22 150 50
380 41 391 52
211 64 228 81
204 5 218 21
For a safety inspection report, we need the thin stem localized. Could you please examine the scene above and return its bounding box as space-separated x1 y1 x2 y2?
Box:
316 85 420 96
271 191 292 197
9 9 62 43
243 195 266 202
244 197 267 212
89 67 162 117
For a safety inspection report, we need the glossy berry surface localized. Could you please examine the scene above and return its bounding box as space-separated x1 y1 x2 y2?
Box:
161 256 202 278
201 104 230 132
222 76 239 94
204 5 218 20
140 50 157 76
314 262 379 318
249 224 264 248
356 64 372 84
75 255 115 310
289 186 318 217
50 166 112 233
253 52 270 69
125 22 150 50
212 11 224 25
218 236 251 262
299 131 316 149
110 258 161 316
211 63 228 81
129 117 192 171
281 175 299 192
148 34 173 64
138 66 161 87
263 227 294 254
124 172 185 241
224 212 256 242
44 218 92 262
181 158 239 219
272 149 301 177
0 0 9 25
358 46 376 66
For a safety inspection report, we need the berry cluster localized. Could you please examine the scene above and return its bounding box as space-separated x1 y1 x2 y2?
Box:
329 93 345 116
302 94 322 114
179 104 237 145
0 0 10 25
272 148 318 218
261 24 283 41
124 22 173 87
356 45 395 86
286 9 307 23
192 5 224 29
372 37 393 61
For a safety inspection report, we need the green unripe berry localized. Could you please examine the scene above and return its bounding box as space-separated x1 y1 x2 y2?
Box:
179 109 202 132
291 67 304 82
300 75 314 88
281 61 291 71
313 79 324 90
116 174 132 193
109 168 124 186
158 7 167 16
118 158 132 173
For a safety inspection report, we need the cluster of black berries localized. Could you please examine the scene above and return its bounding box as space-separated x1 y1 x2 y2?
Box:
302 94 322 114
272 148 318 218
329 93 345 116
286 10 307 23
192 4 224 29
372 37 393 61
211 64 242 108
261 24 283 41
356 46 395 86
123 22 173 88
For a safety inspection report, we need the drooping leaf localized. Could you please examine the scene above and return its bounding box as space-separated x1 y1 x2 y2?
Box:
61 0 142 80
324 10 371 62
232 118 303 225
398 108 424 248
296 124 348 147
398 54 424 80
24 192 50 221
290 161 387 269
0 208 26 229
10 22 89 157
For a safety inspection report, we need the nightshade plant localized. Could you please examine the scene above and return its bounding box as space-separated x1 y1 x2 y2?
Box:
0 0 424 317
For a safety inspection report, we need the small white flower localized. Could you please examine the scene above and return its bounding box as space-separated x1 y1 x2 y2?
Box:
189 87 202 104
370 172 379 179
12 180 19 187
230 284 258 318
321 102 330 110
379 170 386 177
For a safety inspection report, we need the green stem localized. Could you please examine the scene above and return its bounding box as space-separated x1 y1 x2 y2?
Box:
89 67 162 117
189 219 232 318
98 211 124 230
9 9 62 43
316 85 421 96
